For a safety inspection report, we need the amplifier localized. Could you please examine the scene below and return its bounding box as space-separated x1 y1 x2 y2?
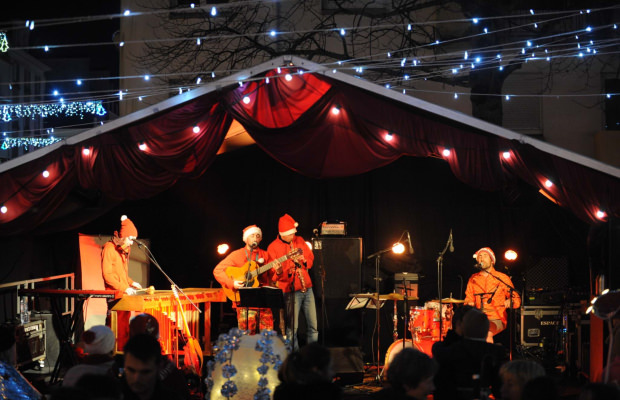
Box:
519 306 563 347
16 319 46 366
320 221 347 236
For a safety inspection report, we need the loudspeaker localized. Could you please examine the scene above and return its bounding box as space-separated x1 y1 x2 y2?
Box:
525 257 568 291
329 347 364 386
312 237 362 299
15 320 46 367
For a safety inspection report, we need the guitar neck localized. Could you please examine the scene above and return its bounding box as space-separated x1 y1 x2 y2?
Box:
253 253 292 278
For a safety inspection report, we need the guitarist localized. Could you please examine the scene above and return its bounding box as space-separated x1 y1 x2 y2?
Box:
267 214 317 351
213 225 281 334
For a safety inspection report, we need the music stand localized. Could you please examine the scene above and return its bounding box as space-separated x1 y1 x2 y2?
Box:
237 287 285 333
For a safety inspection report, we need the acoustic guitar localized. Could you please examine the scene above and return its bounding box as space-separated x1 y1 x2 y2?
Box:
171 285 203 376
222 248 302 302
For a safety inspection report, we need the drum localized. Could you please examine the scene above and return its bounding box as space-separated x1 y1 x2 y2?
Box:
424 301 453 340
384 338 435 372
209 329 288 400
384 339 414 373
409 307 434 337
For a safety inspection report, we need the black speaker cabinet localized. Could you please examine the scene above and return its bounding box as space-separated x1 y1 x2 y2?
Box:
16 320 46 367
519 306 562 347
329 347 364 386
312 237 362 299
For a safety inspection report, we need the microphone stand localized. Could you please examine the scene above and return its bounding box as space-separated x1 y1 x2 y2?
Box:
367 246 393 383
480 268 519 358
136 242 200 313
313 233 328 346
436 232 452 341
289 259 300 350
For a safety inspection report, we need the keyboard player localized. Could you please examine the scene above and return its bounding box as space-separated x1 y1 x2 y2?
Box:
101 215 143 348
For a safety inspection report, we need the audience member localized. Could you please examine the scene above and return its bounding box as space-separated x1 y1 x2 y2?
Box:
121 334 184 400
274 342 341 400
578 382 620 400
373 348 437 400
431 304 475 359
520 375 559 400
499 359 545 400
433 308 508 400
62 325 116 387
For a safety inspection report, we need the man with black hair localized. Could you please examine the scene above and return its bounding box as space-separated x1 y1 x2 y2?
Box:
372 348 438 400
121 334 183 400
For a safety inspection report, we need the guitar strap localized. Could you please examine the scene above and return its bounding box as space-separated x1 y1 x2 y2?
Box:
244 248 260 286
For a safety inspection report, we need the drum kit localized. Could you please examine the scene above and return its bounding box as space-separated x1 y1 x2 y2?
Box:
383 296 465 372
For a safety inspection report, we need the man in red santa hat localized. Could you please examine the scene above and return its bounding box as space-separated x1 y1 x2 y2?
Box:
464 247 520 343
101 215 143 349
213 225 280 333
268 214 317 350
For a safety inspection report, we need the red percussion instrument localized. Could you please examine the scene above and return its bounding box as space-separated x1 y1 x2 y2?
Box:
385 338 435 371
409 307 434 337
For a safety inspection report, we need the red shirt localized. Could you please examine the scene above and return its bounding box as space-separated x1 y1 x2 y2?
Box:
213 246 276 306
464 266 520 325
267 235 315 294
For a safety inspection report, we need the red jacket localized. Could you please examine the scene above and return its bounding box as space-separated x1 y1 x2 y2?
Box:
213 246 276 305
464 267 520 325
267 235 314 294
101 241 135 292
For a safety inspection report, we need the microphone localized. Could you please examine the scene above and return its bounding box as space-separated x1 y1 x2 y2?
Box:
487 286 499 304
250 242 258 249
135 239 147 248
473 263 483 270
406 231 414 254
449 229 454 253
313 229 319 238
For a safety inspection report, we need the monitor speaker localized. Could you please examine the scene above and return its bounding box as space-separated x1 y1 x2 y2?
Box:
329 347 364 386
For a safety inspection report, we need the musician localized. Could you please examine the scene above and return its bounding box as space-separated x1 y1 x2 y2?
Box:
101 215 143 348
102 215 142 295
464 247 520 343
268 214 317 350
213 225 280 333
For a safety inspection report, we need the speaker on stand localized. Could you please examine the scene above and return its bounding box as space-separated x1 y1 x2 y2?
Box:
311 237 363 349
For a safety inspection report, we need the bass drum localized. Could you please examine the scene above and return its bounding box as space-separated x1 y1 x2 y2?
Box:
384 339 414 373
384 338 436 374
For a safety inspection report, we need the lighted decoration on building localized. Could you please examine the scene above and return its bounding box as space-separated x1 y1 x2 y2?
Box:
0 32 8 52
1 136 62 150
1 101 106 122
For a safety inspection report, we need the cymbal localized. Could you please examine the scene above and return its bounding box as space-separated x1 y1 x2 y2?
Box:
431 297 465 304
350 293 418 301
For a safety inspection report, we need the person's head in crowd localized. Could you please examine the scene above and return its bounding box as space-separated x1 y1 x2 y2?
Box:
452 305 475 336
387 348 438 400
123 334 162 399
0 322 16 366
462 308 489 340
278 342 333 385
130 313 160 339
520 375 559 400
75 374 123 400
578 382 620 400
499 359 546 400
82 325 116 356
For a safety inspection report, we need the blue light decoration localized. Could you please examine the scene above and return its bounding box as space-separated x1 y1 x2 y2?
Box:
1 136 62 150
0 32 8 52
1 101 106 122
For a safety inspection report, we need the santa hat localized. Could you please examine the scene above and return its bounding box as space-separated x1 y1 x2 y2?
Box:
82 325 115 355
242 225 262 242
119 215 138 238
129 313 160 339
473 247 496 265
278 214 298 237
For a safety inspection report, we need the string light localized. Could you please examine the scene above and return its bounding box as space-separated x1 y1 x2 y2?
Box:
1 136 61 150
1 101 106 122
0 32 8 52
